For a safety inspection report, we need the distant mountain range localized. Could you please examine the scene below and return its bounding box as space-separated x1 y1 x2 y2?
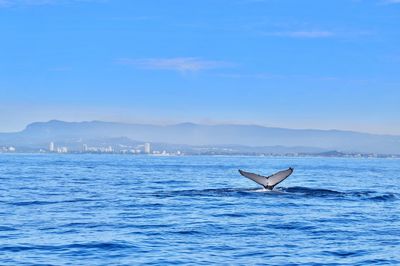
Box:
0 120 399 154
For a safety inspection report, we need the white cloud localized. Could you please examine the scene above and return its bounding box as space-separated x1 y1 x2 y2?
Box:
117 57 233 72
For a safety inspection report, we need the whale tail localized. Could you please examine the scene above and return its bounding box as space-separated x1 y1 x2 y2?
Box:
238 168 293 190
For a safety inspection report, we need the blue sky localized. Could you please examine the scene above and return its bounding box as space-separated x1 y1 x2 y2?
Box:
0 0 399 134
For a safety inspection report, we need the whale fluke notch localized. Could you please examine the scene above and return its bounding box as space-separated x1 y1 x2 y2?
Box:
238 167 293 190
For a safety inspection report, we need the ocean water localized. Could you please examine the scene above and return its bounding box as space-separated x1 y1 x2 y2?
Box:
0 154 399 265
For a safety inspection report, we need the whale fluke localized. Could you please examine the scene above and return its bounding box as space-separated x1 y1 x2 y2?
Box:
238 168 293 190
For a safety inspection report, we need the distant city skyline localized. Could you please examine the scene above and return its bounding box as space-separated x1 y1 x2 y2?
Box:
1 0 399 134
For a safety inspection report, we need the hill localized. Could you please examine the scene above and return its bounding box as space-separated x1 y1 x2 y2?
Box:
0 120 399 154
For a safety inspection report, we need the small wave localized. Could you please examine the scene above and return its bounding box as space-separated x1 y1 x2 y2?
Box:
212 212 247 218
9 198 94 206
357 192 398 202
359 259 400 265
10 200 57 206
154 187 290 197
66 242 134 251
62 222 105 229
147 187 398 202
175 229 203 235
151 188 244 197
269 222 316 231
0 226 17 232
280 186 344 196
0 242 135 252
369 194 398 201
323 249 367 258
279 187 399 201
339 190 398 201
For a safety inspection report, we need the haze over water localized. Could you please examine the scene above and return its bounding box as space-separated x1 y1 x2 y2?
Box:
1 154 399 265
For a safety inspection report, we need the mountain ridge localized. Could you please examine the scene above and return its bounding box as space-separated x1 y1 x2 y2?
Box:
1 120 399 154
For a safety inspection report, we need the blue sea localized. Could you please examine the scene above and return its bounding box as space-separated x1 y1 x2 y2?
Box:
0 154 399 265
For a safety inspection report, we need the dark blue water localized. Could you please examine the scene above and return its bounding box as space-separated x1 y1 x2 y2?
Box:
0 154 399 265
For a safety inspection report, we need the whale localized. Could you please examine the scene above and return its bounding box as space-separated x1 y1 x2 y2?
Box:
238 167 293 190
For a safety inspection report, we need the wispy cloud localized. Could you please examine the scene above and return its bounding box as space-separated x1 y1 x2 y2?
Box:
264 30 335 38
117 57 233 72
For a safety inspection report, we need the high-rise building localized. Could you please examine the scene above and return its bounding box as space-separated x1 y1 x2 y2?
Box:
49 142 55 152
144 143 151 154
82 144 88 152
56 147 68 153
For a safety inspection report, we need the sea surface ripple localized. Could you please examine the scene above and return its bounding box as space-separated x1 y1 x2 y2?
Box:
0 154 399 265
